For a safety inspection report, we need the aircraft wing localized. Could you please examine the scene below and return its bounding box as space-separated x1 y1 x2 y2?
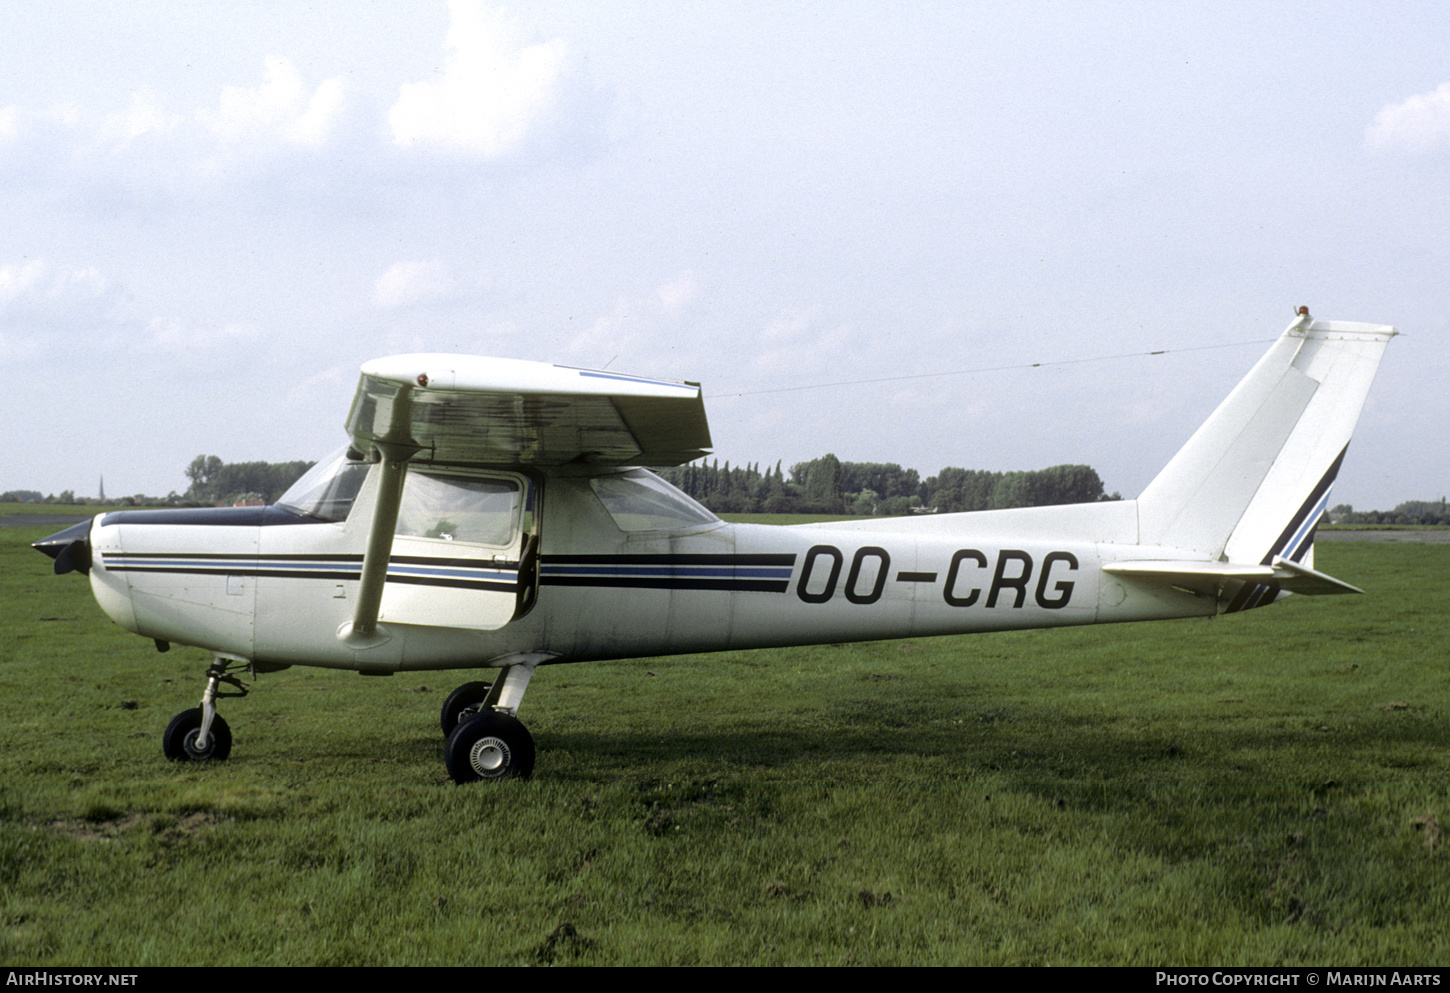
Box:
346 354 712 468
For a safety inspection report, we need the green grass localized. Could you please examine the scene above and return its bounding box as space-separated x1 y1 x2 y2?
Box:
2 525 1448 965
1321 523 1449 532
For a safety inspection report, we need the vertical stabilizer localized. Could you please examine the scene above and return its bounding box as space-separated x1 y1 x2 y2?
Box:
1137 313 1395 563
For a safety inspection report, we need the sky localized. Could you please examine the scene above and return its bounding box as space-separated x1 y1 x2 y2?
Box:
3 1 1445 510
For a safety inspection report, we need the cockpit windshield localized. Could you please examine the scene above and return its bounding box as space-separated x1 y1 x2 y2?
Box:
277 447 370 522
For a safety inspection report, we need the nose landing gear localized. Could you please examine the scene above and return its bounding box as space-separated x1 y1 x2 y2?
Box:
163 658 249 763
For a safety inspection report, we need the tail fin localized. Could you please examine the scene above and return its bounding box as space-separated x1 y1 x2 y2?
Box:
1137 312 1395 571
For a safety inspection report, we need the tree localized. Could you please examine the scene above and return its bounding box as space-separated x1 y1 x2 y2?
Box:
761 462 798 514
795 454 844 514
183 456 314 505
185 455 225 502
849 488 880 516
925 467 1001 512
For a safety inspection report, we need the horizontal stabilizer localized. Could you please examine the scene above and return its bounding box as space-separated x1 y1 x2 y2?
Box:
1103 557 1363 597
1266 555 1364 596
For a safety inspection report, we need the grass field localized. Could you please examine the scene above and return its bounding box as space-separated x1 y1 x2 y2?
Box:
2 521 1448 966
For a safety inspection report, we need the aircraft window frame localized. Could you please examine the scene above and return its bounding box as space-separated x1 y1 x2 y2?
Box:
276 447 370 523
395 470 525 548
589 469 721 533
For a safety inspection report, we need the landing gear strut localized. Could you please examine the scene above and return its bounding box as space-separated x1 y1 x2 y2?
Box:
163 658 248 763
441 660 539 783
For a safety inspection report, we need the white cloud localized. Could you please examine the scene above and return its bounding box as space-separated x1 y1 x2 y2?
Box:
0 260 46 304
285 362 357 407
563 271 709 370
0 8 597 201
749 311 854 380
202 56 346 149
0 257 263 361
373 259 458 308
1367 82 1450 153
0 260 112 316
388 0 572 158
0 57 350 203
292 79 346 148
566 295 640 364
99 89 181 147
656 270 700 316
146 318 259 348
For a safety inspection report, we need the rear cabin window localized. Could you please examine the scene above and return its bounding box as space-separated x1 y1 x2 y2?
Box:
589 469 719 532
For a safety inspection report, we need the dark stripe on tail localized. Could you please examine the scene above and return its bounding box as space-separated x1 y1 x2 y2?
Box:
1224 445 1347 613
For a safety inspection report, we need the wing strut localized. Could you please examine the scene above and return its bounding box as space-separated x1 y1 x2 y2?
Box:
342 385 421 645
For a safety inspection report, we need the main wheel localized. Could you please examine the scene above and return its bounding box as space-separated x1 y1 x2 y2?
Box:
162 708 233 762
444 711 535 783
440 681 493 736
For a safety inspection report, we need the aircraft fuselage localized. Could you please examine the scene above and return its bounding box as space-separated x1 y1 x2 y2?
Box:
79 467 1211 676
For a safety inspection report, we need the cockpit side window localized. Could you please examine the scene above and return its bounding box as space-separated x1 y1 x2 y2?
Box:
396 472 522 546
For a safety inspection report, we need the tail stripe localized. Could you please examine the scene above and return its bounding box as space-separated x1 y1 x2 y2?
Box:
1259 445 1346 567
1224 445 1347 613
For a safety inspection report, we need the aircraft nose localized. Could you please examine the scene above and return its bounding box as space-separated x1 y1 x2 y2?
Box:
33 520 93 575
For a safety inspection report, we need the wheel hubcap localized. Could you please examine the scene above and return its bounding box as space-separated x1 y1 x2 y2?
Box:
183 729 213 759
469 737 510 775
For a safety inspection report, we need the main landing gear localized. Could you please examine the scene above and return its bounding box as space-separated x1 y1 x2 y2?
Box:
160 658 542 783
440 661 539 784
163 658 248 762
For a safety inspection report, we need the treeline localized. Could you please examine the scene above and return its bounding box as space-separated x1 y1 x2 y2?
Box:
3 488 167 506
3 455 1114 515
1331 501 1450 526
184 455 315 506
656 455 1117 515
2 459 316 507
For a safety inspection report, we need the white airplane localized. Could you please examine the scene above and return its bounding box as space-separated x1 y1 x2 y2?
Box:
35 310 1395 783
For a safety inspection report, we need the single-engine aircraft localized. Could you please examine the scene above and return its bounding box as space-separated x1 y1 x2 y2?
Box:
35 309 1395 783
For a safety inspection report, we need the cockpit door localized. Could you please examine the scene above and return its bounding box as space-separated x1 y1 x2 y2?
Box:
378 469 538 630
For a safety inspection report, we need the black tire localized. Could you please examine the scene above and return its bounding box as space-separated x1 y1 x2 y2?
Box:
162 708 233 762
440 681 492 736
444 711 535 783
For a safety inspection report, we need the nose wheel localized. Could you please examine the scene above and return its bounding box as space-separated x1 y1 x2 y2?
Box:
163 709 232 761
163 658 248 763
